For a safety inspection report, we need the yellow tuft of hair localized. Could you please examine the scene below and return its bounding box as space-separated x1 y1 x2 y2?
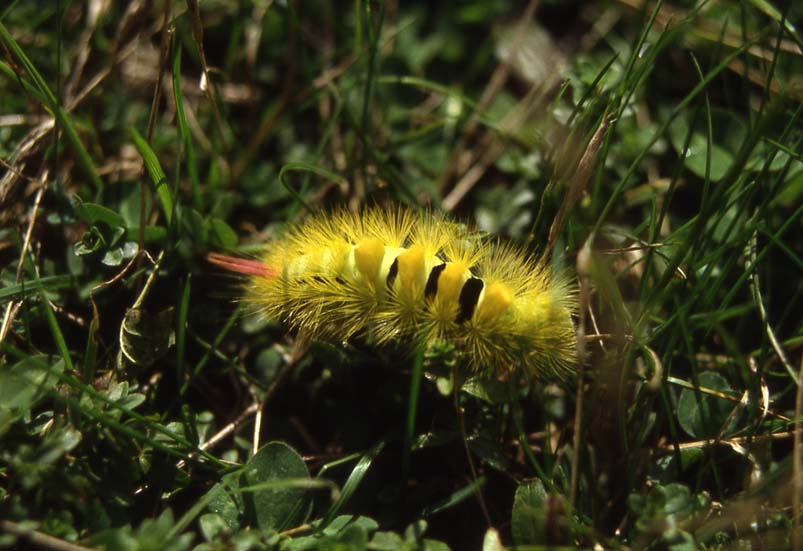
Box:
243 207 577 380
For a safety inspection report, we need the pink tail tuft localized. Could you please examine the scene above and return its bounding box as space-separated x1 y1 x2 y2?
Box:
207 253 276 278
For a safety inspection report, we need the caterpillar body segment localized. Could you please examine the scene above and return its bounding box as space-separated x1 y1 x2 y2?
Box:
243 207 577 379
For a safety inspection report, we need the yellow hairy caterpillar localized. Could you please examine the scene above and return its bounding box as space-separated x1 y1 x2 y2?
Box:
209 207 577 380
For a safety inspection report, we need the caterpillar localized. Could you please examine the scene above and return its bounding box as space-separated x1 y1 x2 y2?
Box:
209 207 577 380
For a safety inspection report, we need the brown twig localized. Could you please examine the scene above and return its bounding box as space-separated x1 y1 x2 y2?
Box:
793 353 803 551
569 236 592 508
0 170 46 348
0 520 95 551
542 114 611 261
454 381 492 527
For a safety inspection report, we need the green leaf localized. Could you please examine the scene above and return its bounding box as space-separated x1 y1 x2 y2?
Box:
39 289 74 372
0 275 74 301
745 0 802 49
412 430 457 450
88 509 193 551
320 440 385 528
120 307 176 368
284 516 379 550
666 531 696 551
677 372 740 438
368 530 405 550
36 426 82 466
180 207 207 249
243 441 311 533
127 225 169 243
511 479 548 546
172 43 202 210
628 483 708 543
205 217 238 249
74 226 106 256
285 525 368 551
369 520 452 551
461 377 514 404
654 447 704 480
0 356 64 435
198 513 230 542
129 127 174 224
420 477 485 517
321 515 379 536
278 162 347 214
205 472 244 531
668 112 736 182
73 200 126 228
101 242 138 267
467 435 514 472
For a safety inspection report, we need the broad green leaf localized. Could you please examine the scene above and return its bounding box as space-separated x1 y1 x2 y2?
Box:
206 217 238 249
205 472 244 531
467 435 514 472
668 112 736 182
120 307 176 368
0 356 64 435
284 525 368 551
73 200 125 228
283 516 379 551
88 509 192 551
198 513 230 542
321 515 379 536
127 225 169 243
628 483 708 547
654 447 704 481
461 376 513 404
511 479 547 546
101 242 138 267
243 441 311 533
370 521 451 551
677 372 740 438
368 530 405 550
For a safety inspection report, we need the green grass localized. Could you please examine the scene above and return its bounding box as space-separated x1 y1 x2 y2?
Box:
1 1 803 550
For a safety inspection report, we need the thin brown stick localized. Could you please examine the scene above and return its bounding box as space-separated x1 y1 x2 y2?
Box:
542 115 610 261
660 429 798 451
0 172 46 347
454 381 492 527
174 343 304 472
13 178 46 284
0 520 94 551
569 238 592 508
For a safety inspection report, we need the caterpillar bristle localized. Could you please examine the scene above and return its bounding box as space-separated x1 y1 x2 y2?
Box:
224 207 577 380
207 253 277 278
